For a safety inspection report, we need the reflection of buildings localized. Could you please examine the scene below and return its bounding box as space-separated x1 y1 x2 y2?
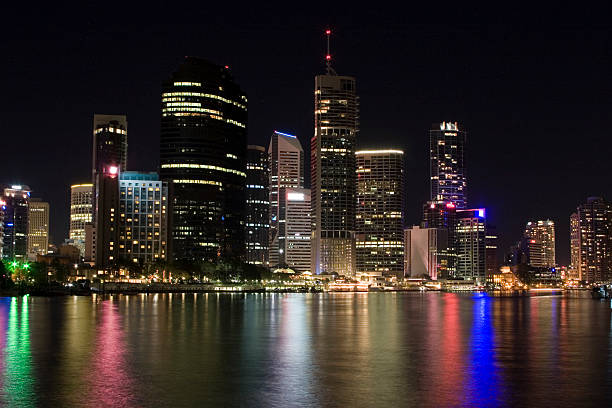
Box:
570 197 611 282
1 185 31 260
404 226 448 280
524 220 556 267
27 198 49 259
355 149 404 278
429 122 467 209
245 145 269 266
455 208 487 284
311 62 359 275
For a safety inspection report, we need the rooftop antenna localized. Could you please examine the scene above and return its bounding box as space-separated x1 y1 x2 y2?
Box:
325 29 337 75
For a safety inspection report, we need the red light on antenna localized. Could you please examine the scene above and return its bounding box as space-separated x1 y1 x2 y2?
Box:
325 29 331 35
224 65 229 69
326 54 331 61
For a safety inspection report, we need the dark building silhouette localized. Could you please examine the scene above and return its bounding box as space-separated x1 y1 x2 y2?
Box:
245 145 269 266
160 57 248 261
1 185 31 261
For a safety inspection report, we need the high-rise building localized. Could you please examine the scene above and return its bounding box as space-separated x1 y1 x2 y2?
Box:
268 131 304 268
311 43 359 275
1 185 31 261
404 226 448 280
160 57 248 261
429 122 467 209
69 183 93 256
422 201 457 277
524 220 556 267
27 199 49 259
570 197 611 283
485 225 498 280
355 149 404 278
274 188 311 273
455 208 486 284
118 172 168 264
570 212 580 271
94 166 120 268
246 145 269 266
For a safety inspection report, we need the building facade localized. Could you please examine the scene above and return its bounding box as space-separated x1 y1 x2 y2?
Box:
69 183 93 256
429 122 467 209
245 145 269 266
485 225 498 280
355 149 404 278
311 71 359 275
275 188 311 273
570 197 611 283
118 172 168 264
268 131 304 268
524 220 556 267
1 185 31 261
422 200 457 277
160 57 248 261
27 199 49 259
455 208 487 283
404 226 448 280
94 166 120 267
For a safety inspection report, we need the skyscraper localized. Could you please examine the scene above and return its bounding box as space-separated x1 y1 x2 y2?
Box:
118 172 168 264
160 57 248 261
94 166 120 267
430 122 467 209
69 183 93 256
404 226 448 280
355 149 404 278
268 131 304 268
275 188 311 272
27 199 49 259
524 220 556 267
246 145 269 266
570 197 611 282
455 208 487 284
1 185 31 261
422 201 457 277
311 35 359 275
485 225 498 279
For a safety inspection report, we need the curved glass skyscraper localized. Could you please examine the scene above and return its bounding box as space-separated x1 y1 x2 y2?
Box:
160 57 248 261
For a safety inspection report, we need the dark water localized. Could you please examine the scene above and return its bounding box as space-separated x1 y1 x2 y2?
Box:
0 292 611 407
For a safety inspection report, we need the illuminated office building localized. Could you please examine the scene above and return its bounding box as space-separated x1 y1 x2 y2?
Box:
422 200 457 277
246 145 269 266
355 149 404 278
69 183 93 256
311 46 359 275
404 226 448 280
274 188 311 273
485 225 498 280
570 197 611 282
95 166 120 267
430 122 467 209
27 199 49 259
118 172 168 264
570 212 580 272
524 220 556 267
1 185 31 260
160 57 248 261
455 208 487 283
268 131 304 268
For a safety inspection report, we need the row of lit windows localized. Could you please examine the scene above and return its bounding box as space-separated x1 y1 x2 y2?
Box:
163 91 247 110
161 163 246 177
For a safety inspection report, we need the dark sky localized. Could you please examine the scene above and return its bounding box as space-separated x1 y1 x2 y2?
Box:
1 3 611 265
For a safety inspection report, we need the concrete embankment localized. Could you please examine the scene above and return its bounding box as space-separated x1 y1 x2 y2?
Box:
92 283 266 293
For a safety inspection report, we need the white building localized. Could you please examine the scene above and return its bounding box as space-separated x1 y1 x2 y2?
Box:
404 226 448 280
27 199 49 259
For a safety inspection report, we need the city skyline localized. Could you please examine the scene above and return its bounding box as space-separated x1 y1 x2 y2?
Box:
2 9 611 265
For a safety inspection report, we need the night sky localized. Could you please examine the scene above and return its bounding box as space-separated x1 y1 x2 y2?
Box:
2 4 611 265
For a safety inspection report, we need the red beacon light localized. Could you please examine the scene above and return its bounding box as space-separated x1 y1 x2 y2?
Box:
326 54 331 61
325 29 331 35
446 202 455 208
108 166 119 176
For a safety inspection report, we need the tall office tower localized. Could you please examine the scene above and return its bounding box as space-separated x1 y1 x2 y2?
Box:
570 212 580 271
268 131 304 268
355 149 404 278
404 226 448 280
311 32 359 275
118 172 168 264
455 208 487 284
429 122 467 209
94 166 120 268
69 183 94 256
422 201 457 277
27 199 49 259
485 225 498 279
1 185 31 260
245 145 269 266
273 188 311 272
524 220 556 267
571 197 612 282
160 57 248 261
